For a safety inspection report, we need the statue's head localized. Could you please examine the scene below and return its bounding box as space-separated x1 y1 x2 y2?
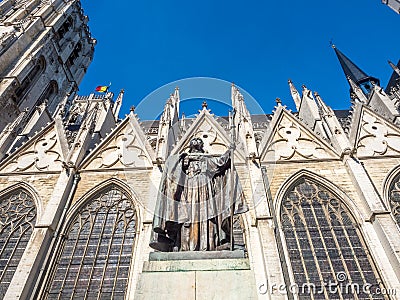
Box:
189 138 204 153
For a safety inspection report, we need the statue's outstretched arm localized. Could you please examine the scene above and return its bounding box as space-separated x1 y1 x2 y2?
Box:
208 147 233 170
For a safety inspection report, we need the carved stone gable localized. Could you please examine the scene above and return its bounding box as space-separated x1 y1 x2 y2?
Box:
0 124 63 172
81 116 154 170
171 110 247 160
356 108 400 157
261 108 338 161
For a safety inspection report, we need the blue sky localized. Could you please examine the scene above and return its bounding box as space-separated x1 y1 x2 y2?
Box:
79 0 400 120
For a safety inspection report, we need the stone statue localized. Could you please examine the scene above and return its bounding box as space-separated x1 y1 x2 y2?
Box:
150 137 248 252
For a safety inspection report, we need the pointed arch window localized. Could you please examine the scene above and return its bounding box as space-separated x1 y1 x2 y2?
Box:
38 80 59 112
389 173 400 226
281 178 386 299
66 42 82 68
12 56 46 105
56 16 74 41
43 184 137 299
0 188 37 298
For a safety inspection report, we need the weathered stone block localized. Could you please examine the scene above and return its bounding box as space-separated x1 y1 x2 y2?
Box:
135 271 196 299
196 270 258 300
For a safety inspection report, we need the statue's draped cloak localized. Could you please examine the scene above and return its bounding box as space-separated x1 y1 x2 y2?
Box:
150 151 248 251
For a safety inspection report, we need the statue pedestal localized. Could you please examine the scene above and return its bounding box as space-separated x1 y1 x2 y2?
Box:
135 251 258 299
149 250 246 261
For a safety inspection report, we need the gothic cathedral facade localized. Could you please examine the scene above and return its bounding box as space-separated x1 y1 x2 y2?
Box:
0 0 400 299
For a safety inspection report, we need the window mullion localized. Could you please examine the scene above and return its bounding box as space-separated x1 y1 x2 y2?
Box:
297 198 326 299
340 219 373 300
111 215 128 299
70 212 99 298
309 198 345 300
283 205 313 293
55 215 89 299
83 207 111 300
97 207 122 299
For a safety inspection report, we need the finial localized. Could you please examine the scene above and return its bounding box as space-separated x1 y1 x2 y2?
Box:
288 79 293 84
275 97 282 104
330 40 335 49
175 86 179 90
202 101 208 109
314 91 320 97
302 84 307 90
130 105 135 112
231 82 235 87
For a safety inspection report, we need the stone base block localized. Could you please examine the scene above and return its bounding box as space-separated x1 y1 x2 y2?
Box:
135 272 196 299
135 255 257 299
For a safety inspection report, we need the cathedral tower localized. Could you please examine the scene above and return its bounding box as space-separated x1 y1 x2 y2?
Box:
0 0 95 131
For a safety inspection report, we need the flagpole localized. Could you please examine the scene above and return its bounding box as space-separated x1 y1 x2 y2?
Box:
229 109 236 251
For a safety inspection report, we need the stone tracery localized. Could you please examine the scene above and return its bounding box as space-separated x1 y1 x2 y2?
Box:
0 188 36 299
43 184 137 299
281 178 385 299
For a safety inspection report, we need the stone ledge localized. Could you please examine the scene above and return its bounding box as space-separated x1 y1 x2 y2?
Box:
143 258 250 272
149 250 245 261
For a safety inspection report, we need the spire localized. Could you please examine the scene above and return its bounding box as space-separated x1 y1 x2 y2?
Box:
156 89 181 160
389 60 400 77
301 84 314 102
347 76 368 103
173 87 180 115
313 90 352 155
314 91 331 116
386 60 400 94
230 84 258 156
288 79 301 110
113 89 124 121
299 84 321 119
332 45 380 95
231 83 239 109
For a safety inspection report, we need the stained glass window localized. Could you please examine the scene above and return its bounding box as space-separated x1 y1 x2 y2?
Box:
43 185 137 299
281 178 386 299
389 173 400 226
0 188 36 298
